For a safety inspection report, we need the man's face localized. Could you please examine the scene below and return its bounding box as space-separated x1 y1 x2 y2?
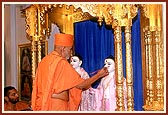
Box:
7 89 19 104
70 56 82 69
62 46 72 60
104 58 115 73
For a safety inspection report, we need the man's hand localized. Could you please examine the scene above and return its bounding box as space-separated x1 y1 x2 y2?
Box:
96 67 109 78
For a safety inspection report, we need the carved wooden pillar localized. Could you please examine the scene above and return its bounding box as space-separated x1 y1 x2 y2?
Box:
37 40 42 64
31 40 37 79
123 4 138 111
125 26 134 111
148 29 154 105
154 28 164 107
111 4 138 111
144 27 154 106
141 4 164 111
24 4 49 79
114 26 125 111
24 5 38 79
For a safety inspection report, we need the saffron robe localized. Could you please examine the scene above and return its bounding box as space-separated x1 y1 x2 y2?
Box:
31 51 84 111
4 101 31 111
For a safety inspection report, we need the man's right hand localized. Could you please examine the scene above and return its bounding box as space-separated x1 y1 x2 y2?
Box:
96 67 109 78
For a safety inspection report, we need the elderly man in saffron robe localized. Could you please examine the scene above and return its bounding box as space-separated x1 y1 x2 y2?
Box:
90 55 127 111
31 33 109 111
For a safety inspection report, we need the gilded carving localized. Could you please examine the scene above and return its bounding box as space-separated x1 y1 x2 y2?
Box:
114 26 124 111
37 40 42 64
25 5 37 39
125 26 134 111
140 4 150 18
143 26 164 111
31 40 37 79
72 12 92 23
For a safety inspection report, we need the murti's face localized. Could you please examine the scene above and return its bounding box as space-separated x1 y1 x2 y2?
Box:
104 58 115 73
70 56 81 69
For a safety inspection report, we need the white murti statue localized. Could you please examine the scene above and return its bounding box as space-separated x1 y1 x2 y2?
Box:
70 54 94 111
90 55 127 111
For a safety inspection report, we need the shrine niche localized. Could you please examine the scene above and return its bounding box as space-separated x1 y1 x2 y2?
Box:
22 3 164 111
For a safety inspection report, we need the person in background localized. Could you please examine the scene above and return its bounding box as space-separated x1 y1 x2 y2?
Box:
90 55 127 111
70 54 94 111
4 86 32 111
31 33 109 111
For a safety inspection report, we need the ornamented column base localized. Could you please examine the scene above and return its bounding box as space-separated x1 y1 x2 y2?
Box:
143 101 164 111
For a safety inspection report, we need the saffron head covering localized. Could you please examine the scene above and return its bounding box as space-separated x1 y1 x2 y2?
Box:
54 33 74 46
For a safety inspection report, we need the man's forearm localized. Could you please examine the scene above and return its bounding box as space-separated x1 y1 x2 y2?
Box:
76 74 101 90
76 67 108 90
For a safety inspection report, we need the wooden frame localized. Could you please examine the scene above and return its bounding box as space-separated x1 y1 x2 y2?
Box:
18 40 48 103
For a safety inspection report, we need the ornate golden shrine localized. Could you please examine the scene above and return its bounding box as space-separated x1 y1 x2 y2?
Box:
22 3 164 111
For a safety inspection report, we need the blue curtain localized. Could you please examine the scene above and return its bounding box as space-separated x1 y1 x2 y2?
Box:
74 10 143 111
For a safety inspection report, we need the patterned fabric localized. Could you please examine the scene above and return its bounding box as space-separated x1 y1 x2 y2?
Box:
76 67 94 111
90 71 127 111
